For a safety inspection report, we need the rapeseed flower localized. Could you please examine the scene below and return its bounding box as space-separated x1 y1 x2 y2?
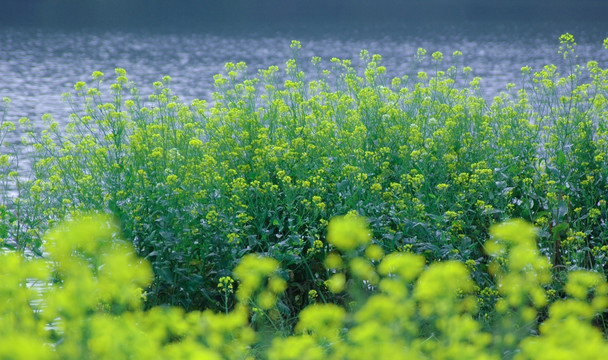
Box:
327 213 371 251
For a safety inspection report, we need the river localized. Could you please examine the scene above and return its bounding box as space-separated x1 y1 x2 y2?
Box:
1 20 607 159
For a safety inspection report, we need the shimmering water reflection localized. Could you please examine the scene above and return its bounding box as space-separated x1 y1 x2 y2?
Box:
1 21 607 155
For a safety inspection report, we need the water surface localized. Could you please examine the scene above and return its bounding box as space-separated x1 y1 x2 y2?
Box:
1 21 607 149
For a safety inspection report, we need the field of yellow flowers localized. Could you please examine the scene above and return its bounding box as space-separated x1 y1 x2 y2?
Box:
1 34 608 358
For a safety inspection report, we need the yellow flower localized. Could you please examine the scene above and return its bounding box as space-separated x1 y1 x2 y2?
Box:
327 213 371 251
324 253 343 270
365 244 384 261
296 303 345 340
436 183 449 191
326 273 346 293
378 252 425 281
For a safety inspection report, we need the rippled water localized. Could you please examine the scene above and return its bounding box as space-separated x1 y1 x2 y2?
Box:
1 21 607 154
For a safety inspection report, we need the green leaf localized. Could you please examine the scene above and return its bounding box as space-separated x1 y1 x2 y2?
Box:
556 150 566 167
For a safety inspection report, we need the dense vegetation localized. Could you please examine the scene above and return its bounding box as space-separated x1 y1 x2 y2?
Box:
1 34 608 357
2 214 608 359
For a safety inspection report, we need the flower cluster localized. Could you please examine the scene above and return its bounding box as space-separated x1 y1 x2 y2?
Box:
1 35 608 334
2 216 608 358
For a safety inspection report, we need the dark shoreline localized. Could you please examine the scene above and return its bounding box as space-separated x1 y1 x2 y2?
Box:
3 0 608 31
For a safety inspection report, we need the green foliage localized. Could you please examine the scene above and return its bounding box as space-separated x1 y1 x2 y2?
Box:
2 215 608 359
1 34 608 335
